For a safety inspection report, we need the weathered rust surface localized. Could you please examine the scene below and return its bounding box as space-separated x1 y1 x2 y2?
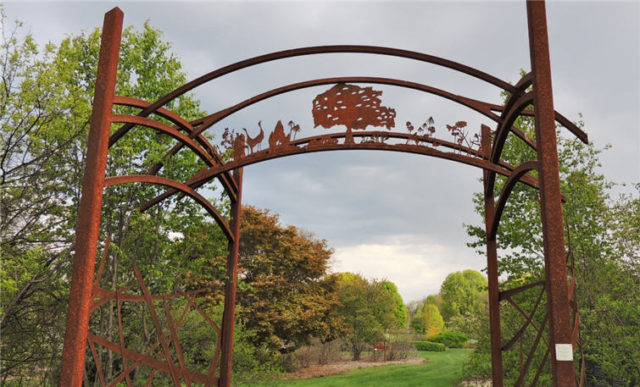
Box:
481 125 504 386
59 8 123 387
219 168 244 386
527 0 576 384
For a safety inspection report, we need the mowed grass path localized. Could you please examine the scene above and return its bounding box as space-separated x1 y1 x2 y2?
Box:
248 349 471 387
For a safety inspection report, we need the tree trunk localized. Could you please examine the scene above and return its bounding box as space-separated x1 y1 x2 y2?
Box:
345 126 354 145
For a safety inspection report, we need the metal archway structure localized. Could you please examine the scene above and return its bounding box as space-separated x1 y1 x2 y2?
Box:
60 1 586 385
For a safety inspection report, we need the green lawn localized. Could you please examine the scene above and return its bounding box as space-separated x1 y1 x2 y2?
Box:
245 349 471 387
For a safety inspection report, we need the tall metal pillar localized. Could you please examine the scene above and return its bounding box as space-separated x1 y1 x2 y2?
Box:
526 1 576 385
481 125 504 386
219 168 244 387
59 8 123 386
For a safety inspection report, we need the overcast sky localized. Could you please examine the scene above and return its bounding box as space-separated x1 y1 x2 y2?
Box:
5 1 638 302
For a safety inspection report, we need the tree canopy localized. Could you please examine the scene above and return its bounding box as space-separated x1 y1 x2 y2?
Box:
236 206 343 352
334 273 401 360
439 269 487 337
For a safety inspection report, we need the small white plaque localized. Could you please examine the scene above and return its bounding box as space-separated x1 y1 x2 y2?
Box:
555 344 573 361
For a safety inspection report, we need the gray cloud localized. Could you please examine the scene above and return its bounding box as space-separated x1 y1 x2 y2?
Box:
5 1 638 302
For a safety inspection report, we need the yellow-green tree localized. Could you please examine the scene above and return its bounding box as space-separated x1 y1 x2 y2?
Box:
423 303 444 339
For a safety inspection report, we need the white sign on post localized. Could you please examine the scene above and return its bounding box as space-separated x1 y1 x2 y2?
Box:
555 344 573 361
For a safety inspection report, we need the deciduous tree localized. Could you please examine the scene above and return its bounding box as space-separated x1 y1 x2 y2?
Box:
335 273 396 360
236 206 343 352
381 280 407 329
439 269 487 337
422 304 444 339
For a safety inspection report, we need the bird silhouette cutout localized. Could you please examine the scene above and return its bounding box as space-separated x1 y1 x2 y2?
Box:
243 122 264 153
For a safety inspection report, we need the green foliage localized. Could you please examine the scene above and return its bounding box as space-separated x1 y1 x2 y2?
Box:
407 294 442 335
412 341 445 352
335 273 397 360
236 206 343 353
438 270 487 338
431 331 468 348
422 304 444 339
381 280 407 328
410 318 425 334
425 294 443 308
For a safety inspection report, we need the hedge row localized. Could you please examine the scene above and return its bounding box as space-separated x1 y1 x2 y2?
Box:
431 331 468 348
412 341 445 352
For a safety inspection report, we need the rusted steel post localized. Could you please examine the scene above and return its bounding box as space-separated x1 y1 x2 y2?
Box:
59 7 123 386
526 1 576 385
481 125 504 386
219 168 244 387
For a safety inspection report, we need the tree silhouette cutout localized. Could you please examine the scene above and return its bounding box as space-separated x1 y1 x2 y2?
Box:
312 84 396 144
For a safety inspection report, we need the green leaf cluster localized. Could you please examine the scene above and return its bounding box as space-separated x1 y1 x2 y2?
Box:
334 273 401 360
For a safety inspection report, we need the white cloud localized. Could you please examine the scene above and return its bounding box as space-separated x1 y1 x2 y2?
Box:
330 236 484 303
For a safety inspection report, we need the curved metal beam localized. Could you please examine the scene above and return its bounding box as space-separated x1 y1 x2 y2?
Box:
152 76 504 183
104 175 234 243
490 71 587 144
142 130 530 212
491 92 535 164
186 137 539 198
110 111 239 199
189 76 502 136
489 106 588 145
485 92 535 196
110 115 216 166
488 161 539 241
109 45 518 145
113 96 220 160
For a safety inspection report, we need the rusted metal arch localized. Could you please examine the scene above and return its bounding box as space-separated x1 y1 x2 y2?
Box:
139 127 535 212
146 75 580 207
104 174 235 242
171 136 540 193
111 97 239 199
61 2 584 385
488 161 539 240
142 76 537 211
193 76 501 132
145 76 504 201
110 115 216 166
152 76 503 171
113 96 220 160
109 45 583 176
108 44 522 148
